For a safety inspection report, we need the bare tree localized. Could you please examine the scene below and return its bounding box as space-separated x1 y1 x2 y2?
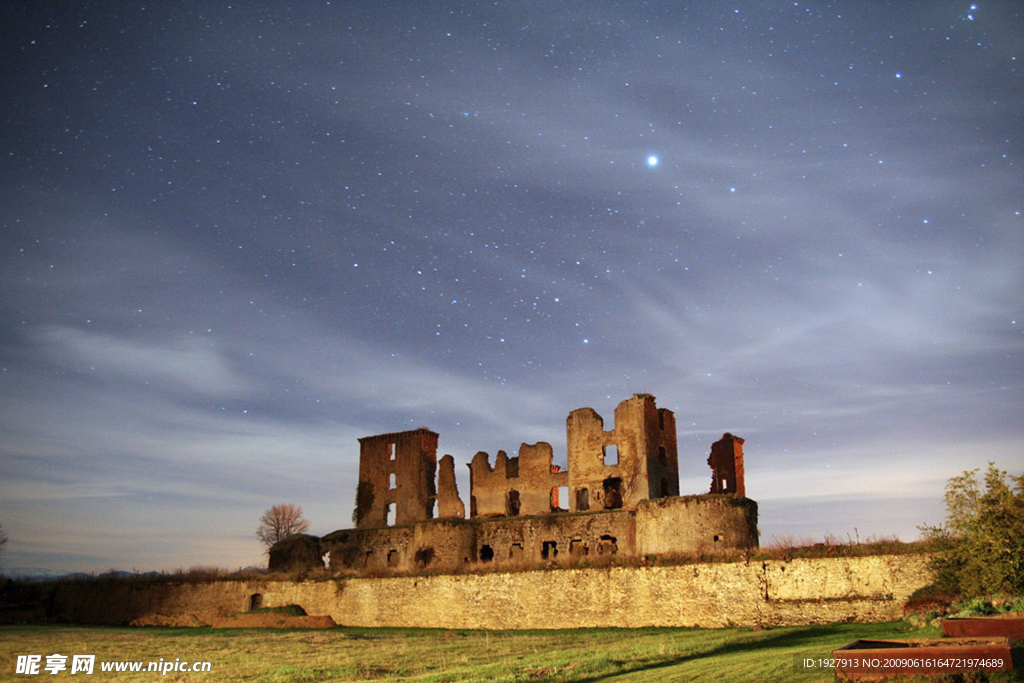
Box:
256 504 310 550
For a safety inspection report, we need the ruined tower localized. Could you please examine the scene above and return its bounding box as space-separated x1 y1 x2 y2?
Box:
355 428 438 527
467 442 568 518
297 394 758 575
707 432 745 497
566 394 679 512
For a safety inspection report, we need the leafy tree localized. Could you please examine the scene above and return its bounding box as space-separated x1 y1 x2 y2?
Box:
920 463 1024 597
256 503 310 550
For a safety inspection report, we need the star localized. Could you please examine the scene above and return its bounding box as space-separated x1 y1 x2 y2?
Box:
646 155 659 168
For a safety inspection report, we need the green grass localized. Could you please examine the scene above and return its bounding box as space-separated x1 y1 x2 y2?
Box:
0 620 1018 682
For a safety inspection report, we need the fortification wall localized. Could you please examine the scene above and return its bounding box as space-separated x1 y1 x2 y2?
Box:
635 495 758 556
318 494 758 575
20 554 932 629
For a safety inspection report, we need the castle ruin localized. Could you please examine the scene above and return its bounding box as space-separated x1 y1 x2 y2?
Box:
271 394 758 573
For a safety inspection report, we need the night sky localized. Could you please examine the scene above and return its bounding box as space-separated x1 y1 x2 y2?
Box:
1 2 1021 575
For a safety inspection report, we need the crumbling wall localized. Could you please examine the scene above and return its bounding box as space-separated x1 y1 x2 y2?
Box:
516 442 569 515
268 534 324 573
355 429 438 528
321 495 755 575
36 554 933 629
436 454 465 519
324 525 416 572
467 444 568 518
325 521 476 573
643 405 679 499
473 510 636 566
467 450 513 517
707 433 745 496
566 394 679 512
324 395 753 577
409 520 476 570
635 495 758 556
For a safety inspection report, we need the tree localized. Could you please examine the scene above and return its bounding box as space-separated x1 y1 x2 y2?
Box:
256 504 310 550
920 463 1024 597
0 523 7 567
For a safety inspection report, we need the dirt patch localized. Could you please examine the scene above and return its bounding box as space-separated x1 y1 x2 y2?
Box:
130 614 207 627
212 613 336 629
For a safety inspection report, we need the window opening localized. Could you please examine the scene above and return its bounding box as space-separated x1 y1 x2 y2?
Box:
603 445 619 466
597 535 618 555
385 502 396 527
248 593 263 611
576 488 590 511
569 539 587 557
431 499 439 519
388 473 397 490
541 540 558 560
550 485 569 512
509 543 524 560
388 443 396 461
506 489 521 516
387 549 399 567
415 547 435 567
480 544 494 562
602 477 623 509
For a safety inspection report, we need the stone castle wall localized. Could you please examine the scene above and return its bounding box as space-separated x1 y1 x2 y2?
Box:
321 494 757 574
20 553 932 629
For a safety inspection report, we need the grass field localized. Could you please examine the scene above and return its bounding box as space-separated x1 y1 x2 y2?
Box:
1 620 1018 682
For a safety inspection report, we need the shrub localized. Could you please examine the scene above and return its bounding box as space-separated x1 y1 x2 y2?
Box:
919 463 1024 597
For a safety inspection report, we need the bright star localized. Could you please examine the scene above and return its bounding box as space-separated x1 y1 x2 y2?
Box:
646 155 659 168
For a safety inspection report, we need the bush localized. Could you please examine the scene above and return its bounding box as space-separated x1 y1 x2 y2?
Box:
904 583 957 617
920 463 1024 597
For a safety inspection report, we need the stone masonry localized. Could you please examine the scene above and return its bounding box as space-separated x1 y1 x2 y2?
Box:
273 394 759 574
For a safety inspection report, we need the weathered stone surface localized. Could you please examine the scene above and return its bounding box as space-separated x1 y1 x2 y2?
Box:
268 534 323 573
436 454 465 520
566 395 678 513
635 495 758 556
320 394 758 576
708 433 745 496
38 554 933 629
355 429 438 528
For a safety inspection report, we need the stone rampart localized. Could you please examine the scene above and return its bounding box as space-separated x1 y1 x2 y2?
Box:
17 554 932 630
